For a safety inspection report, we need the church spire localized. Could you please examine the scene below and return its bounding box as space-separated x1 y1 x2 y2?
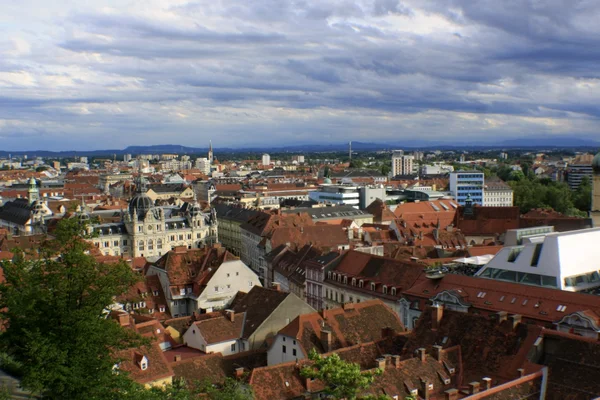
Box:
208 140 214 164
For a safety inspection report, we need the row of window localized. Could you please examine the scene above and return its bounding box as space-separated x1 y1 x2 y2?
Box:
328 272 398 295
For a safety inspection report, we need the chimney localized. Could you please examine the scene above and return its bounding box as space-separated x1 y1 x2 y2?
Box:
431 304 443 331
495 311 508 323
517 368 525 377
173 354 182 362
432 345 443 362
468 382 480 395
381 327 395 339
116 312 130 327
226 309 235 322
376 357 386 371
272 282 281 291
482 377 492 390
417 348 427 362
392 355 401 368
419 379 430 400
305 377 313 392
444 388 458 400
509 314 522 329
320 329 332 353
235 367 245 379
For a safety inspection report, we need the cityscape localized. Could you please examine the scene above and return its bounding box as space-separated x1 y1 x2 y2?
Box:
2 1 600 400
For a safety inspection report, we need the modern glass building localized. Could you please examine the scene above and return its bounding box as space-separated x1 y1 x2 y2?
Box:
449 171 484 206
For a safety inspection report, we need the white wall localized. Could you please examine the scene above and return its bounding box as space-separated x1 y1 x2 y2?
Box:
267 334 305 366
183 325 240 356
198 260 262 310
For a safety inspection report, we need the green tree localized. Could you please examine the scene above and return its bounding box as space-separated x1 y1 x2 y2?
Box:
198 377 254 400
574 176 592 212
0 218 143 400
300 349 382 400
380 163 390 176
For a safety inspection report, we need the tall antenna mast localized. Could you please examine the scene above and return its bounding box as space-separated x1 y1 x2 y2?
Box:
349 141 352 162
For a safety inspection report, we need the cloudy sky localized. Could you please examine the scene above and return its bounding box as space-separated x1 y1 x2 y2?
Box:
1 0 600 150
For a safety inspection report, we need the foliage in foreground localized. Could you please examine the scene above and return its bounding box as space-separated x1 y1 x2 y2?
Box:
300 349 386 400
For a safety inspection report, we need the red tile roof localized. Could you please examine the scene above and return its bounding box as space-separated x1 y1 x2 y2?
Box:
190 312 245 344
277 300 405 355
403 274 600 326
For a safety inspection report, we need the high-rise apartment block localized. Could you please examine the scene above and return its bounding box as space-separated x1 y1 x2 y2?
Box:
391 151 414 177
262 154 271 166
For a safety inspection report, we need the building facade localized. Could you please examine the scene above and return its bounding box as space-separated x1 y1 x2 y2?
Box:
449 171 484 205
483 179 514 207
392 151 414 177
89 186 217 258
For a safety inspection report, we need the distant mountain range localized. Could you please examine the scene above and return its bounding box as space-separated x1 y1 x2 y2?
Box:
1 136 598 157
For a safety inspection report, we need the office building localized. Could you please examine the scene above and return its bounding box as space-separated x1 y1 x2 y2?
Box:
262 154 271 167
449 171 484 205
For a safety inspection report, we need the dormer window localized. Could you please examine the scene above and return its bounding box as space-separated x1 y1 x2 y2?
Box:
153 290 159 296
391 287 397 296
352 278 356 286
359 280 364 288
139 356 148 371
328 272 332 279
159 306 165 313
371 283 376 291
333 273 337 280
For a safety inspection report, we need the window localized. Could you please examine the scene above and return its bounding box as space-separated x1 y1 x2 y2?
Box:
383 285 388 294
214 286 219 292
282 345 287 354
148 240 154 250
293 349 297 356
371 283 376 291
359 280 364 288
157 239 163 249
113 240 119 247
227 273 230 278
153 290 159 296
249 281 253 287
352 278 356 286
159 306 165 313
236 272 239 276
231 343 236 352
138 240 144 251
227 284 231 289
391 287 396 296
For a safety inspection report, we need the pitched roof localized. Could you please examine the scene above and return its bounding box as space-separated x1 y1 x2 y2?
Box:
172 350 267 386
454 205 520 236
232 286 290 339
404 307 541 382
0 199 33 225
277 300 405 354
191 312 245 344
537 330 600 399
240 211 314 236
403 273 600 325
151 245 236 292
329 250 423 292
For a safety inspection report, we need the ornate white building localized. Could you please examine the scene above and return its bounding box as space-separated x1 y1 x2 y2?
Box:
88 180 218 258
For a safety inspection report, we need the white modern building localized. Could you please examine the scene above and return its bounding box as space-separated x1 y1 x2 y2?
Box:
476 227 600 292
308 184 360 208
449 171 484 205
262 154 271 167
392 151 414 176
420 163 454 175
195 158 211 175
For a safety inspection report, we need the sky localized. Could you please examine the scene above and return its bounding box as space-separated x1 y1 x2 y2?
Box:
1 0 600 151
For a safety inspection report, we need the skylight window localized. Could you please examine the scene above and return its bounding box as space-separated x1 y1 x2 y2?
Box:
510 297 517 304
556 305 567 312
499 296 505 302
